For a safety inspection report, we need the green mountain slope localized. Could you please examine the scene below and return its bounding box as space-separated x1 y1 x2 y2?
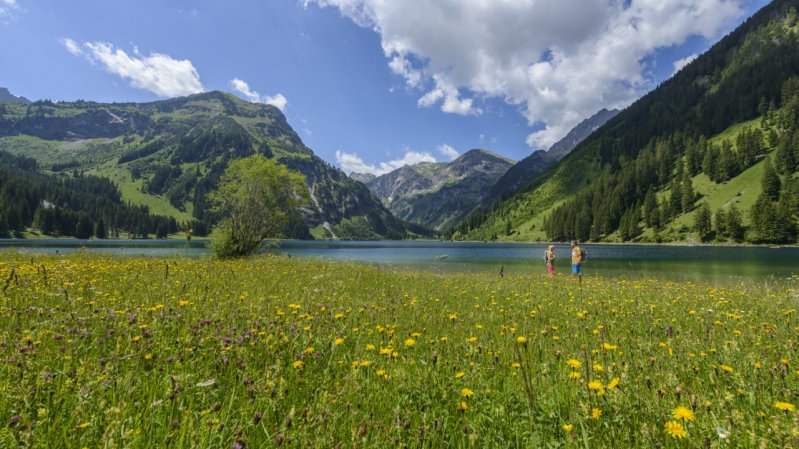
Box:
0 91 420 239
361 149 514 230
456 0 799 244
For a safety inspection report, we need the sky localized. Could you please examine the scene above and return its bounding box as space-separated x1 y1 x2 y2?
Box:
0 0 771 176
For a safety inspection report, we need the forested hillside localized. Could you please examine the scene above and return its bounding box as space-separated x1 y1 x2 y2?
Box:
0 151 176 238
454 0 799 245
0 91 421 240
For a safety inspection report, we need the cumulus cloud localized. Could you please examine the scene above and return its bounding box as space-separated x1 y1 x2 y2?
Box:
436 144 459 161
305 0 746 149
230 78 288 112
62 39 204 97
336 149 437 176
673 53 699 75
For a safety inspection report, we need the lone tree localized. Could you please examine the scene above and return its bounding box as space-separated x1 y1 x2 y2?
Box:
209 154 308 258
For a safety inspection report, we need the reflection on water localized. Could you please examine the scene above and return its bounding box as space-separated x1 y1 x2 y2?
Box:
1 239 797 284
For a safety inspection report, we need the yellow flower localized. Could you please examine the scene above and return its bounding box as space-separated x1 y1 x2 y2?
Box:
334 338 345 346
591 408 601 419
664 421 687 439
562 424 573 432
592 362 604 372
365 344 375 351
516 336 527 344
775 401 796 412
607 378 620 390
719 364 733 373
566 359 581 369
602 342 618 351
461 388 474 398
455 371 465 379
143 353 153 360
588 380 604 391
304 347 315 354
404 338 416 347
292 360 304 369
459 401 468 411
77 422 91 429
568 371 582 379
672 406 695 421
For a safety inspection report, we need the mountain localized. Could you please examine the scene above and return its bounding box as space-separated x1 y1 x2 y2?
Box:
0 91 422 240
454 0 799 245
0 88 30 104
350 172 376 184
361 149 514 230
484 108 620 208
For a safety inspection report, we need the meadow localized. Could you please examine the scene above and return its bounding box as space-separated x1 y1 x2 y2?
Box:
0 253 797 448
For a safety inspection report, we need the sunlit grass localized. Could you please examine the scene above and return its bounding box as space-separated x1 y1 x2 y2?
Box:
0 254 797 447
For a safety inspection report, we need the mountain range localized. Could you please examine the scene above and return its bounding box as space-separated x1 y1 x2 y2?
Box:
454 0 799 245
355 149 514 230
0 91 423 239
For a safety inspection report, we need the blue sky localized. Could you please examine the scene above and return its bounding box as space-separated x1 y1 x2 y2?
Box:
0 0 770 175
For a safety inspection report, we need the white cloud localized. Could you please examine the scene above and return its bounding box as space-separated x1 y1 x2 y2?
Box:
673 53 699 75
436 144 459 161
230 78 288 112
62 40 204 97
336 149 437 176
265 93 288 112
306 0 746 149
60 38 83 56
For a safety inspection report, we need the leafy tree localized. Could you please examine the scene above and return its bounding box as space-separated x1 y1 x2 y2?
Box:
694 202 713 242
209 154 309 258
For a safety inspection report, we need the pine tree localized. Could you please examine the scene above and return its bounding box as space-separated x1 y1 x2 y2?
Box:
694 202 713 242
75 214 93 239
761 159 781 201
94 218 107 239
714 207 727 240
726 204 745 242
681 175 695 212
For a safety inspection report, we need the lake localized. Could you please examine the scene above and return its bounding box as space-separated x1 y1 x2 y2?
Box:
1 238 797 284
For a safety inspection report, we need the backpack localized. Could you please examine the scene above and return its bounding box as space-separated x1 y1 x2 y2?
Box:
579 248 587 262
543 252 549 264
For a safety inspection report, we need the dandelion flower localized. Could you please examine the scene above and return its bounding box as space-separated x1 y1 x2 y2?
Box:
459 401 468 411
664 421 687 439
334 338 344 346
404 338 416 347
143 353 153 360
775 401 796 412
77 422 90 429
719 364 733 373
516 336 527 344
461 388 474 398
292 360 304 369
591 408 601 419
566 359 581 369
562 424 573 432
607 378 620 390
672 406 695 421
455 371 465 379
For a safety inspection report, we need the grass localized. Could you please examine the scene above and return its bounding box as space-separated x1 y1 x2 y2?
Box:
0 254 797 448
87 161 194 222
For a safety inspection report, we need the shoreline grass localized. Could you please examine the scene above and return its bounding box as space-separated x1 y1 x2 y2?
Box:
0 254 797 447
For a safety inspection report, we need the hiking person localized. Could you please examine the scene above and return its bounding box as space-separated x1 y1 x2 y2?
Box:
570 240 585 280
544 244 555 276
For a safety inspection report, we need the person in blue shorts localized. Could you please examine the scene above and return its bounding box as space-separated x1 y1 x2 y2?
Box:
570 240 583 279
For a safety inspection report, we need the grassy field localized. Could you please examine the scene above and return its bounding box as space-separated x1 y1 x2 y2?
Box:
0 254 797 448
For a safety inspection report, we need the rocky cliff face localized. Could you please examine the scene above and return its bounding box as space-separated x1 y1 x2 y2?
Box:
360 149 514 230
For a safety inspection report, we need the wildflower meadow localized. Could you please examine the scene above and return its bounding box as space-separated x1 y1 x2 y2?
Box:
0 253 797 448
